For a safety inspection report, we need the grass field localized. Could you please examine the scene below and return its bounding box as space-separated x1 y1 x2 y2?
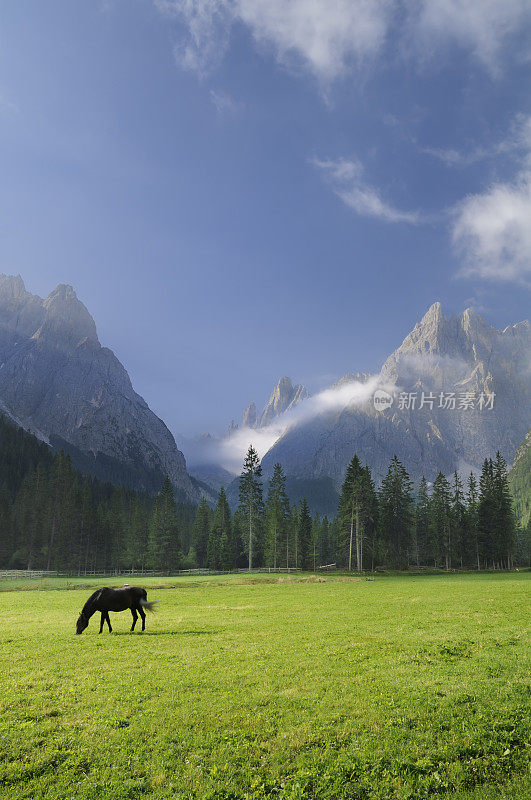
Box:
0 573 529 800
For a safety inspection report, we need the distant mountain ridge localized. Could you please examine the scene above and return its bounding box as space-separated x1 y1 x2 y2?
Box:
0 274 197 500
261 303 530 494
227 376 309 434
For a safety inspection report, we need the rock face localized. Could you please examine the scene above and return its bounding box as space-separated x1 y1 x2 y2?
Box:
0 275 196 499
261 303 530 489
259 377 309 427
242 402 258 429
508 429 531 528
233 377 309 432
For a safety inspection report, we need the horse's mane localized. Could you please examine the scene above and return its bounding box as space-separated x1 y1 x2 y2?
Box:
81 588 106 616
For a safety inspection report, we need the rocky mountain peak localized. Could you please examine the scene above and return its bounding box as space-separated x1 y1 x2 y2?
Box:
0 275 195 499
0 274 28 301
242 402 257 428
36 284 99 347
260 376 309 427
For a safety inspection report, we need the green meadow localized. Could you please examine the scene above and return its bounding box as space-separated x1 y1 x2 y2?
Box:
0 573 529 800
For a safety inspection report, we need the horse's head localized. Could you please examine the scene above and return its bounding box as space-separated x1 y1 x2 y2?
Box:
76 612 89 634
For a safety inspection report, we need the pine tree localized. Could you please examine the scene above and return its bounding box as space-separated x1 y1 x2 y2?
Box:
288 503 299 568
478 458 496 568
264 463 289 568
0 487 13 568
338 456 377 571
451 471 467 568
493 452 516 568
208 487 232 570
238 446 263 570
148 476 181 571
360 465 378 571
429 472 452 570
192 498 211 568
319 516 332 566
310 514 321 572
297 499 313 570
125 495 149 572
338 455 363 569
378 456 413 569
466 473 480 569
415 477 430 566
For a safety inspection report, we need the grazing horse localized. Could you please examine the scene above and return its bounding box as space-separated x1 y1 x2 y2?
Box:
76 586 157 634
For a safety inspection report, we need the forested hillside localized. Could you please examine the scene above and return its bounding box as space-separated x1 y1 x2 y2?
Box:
0 415 196 572
1 414 528 573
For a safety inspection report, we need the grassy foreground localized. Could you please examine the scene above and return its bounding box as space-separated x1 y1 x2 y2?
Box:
0 573 529 800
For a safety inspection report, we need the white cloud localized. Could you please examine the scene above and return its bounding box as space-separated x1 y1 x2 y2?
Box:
410 0 531 74
313 157 420 224
209 89 242 113
185 375 388 472
153 0 233 76
153 1 531 81
421 113 531 167
452 169 531 286
154 0 389 80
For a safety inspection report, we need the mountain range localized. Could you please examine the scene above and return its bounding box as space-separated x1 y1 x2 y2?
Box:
0 275 528 515
193 302 530 513
262 303 530 491
0 274 198 501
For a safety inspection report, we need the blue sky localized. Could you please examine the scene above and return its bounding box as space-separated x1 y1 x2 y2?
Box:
0 1 530 437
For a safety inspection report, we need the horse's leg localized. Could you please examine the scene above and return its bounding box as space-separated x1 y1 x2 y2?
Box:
130 607 138 632
99 612 105 634
138 604 146 632
105 611 112 633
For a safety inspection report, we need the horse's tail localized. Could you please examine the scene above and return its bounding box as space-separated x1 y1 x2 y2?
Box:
140 599 159 613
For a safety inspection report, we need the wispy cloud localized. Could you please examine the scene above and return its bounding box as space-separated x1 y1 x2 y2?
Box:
153 0 389 81
184 375 388 472
409 0 531 76
153 1 531 82
452 168 531 287
312 157 421 224
209 89 242 113
420 113 531 167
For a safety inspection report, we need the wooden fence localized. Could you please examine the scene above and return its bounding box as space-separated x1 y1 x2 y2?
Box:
0 567 303 580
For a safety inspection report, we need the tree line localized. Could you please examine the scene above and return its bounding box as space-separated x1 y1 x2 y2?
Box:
191 447 528 572
0 414 528 572
0 415 196 572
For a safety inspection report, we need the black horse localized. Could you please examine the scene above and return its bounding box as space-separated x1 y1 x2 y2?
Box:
76 586 157 634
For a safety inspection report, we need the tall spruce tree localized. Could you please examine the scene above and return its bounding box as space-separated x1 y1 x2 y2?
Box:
493 452 516 568
192 498 211 568
238 446 263 570
451 471 467 569
297 499 313 571
310 514 321 572
288 503 299 568
415 477 430 566
378 456 413 569
478 458 496 568
466 473 480 569
338 456 377 571
429 472 453 570
148 476 181 571
208 487 232 570
264 463 289 568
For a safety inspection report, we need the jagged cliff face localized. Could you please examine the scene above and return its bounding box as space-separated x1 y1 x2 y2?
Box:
262 303 530 486
233 376 309 433
259 377 309 427
0 275 196 499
